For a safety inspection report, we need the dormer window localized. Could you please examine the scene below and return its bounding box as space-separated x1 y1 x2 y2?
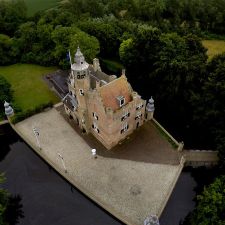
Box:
117 96 125 107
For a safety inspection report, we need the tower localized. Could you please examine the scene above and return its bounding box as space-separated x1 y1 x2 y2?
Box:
4 101 14 117
69 47 91 131
146 97 155 120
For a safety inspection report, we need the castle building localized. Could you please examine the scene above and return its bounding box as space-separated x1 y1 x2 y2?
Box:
63 47 154 149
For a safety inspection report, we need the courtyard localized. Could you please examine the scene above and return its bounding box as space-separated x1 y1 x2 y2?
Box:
14 106 183 225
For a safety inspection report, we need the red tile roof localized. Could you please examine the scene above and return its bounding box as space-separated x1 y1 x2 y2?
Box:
99 77 132 111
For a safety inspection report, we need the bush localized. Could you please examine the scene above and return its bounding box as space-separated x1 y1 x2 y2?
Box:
11 101 53 124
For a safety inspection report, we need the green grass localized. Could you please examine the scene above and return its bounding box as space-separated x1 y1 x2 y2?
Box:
25 0 60 16
0 64 59 113
152 121 179 149
202 40 225 60
100 58 124 74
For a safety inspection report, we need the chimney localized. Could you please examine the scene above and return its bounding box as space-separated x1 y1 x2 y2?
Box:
93 58 101 72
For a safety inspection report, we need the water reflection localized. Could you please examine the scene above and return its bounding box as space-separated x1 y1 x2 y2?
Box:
5 195 24 225
0 125 123 225
0 124 20 161
160 166 220 225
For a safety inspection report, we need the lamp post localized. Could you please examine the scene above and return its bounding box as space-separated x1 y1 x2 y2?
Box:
91 149 97 159
32 127 41 150
57 153 67 173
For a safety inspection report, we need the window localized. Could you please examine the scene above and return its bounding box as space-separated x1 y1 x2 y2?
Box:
121 111 130 121
92 122 100 133
121 122 129 134
117 96 125 107
136 103 143 110
92 112 99 120
135 112 142 120
79 89 84 96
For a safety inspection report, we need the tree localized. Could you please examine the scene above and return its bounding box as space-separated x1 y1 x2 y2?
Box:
62 0 104 18
77 18 123 58
182 176 225 225
192 53 225 158
0 174 9 225
0 34 13 65
0 0 27 36
0 174 24 225
52 26 100 68
120 29 208 145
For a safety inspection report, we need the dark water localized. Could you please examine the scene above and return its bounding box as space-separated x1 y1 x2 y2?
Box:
160 170 197 225
160 166 219 225
0 125 123 225
0 124 217 225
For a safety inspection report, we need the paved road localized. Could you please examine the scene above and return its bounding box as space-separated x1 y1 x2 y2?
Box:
0 130 123 225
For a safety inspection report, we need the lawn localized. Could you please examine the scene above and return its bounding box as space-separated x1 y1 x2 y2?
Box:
202 40 225 60
0 64 59 114
100 58 124 74
24 0 60 16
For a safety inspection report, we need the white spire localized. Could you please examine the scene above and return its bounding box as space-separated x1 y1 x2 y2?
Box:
146 96 155 112
71 46 89 71
4 101 14 117
74 46 85 65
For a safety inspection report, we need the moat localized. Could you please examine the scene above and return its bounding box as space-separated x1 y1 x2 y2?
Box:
0 124 215 225
0 125 123 225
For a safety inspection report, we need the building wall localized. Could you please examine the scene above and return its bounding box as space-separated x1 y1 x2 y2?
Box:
85 87 146 149
64 56 150 149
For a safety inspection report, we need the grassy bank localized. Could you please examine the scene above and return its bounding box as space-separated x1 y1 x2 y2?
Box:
0 64 59 118
202 40 225 60
100 58 124 74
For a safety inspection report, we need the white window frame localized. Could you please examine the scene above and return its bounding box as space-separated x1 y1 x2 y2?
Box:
121 110 130 121
79 89 84 96
93 122 99 133
93 112 98 120
136 102 143 110
121 122 129 133
117 96 125 107
135 112 142 120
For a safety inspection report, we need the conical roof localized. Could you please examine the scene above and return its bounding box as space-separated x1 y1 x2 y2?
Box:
4 101 9 107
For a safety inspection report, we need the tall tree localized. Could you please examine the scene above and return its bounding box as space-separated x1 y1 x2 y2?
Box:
182 176 225 225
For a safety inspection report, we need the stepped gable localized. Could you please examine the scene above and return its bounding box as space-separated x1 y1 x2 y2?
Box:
99 76 132 111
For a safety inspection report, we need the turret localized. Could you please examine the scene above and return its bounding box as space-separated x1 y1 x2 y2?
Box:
71 47 89 80
93 58 101 72
4 101 14 117
146 96 155 120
